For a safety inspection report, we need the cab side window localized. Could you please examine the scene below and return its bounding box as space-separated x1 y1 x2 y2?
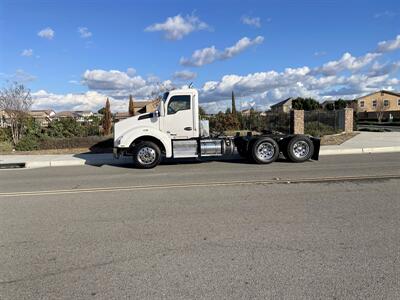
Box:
167 95 191 114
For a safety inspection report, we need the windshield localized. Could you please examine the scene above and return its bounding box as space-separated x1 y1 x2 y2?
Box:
162 92 169 102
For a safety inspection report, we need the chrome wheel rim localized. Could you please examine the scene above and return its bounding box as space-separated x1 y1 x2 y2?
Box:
293 141 310 158
137 147 156 165
256 142 275 161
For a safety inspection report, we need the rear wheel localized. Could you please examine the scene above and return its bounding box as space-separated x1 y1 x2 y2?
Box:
251 138 279 164
286 136 314 163
132 141 162 169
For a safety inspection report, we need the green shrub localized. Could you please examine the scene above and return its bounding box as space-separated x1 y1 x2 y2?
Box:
38 136 112 150
45 118 87 138
24 118 43 138
0 141 13 152
0 128 12 142
305 122 340 137
15 135 40 151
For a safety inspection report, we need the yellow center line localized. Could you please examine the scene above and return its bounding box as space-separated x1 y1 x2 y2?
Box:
0 174 399 198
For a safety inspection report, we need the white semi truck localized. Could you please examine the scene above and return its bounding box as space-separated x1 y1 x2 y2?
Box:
113 88 320 168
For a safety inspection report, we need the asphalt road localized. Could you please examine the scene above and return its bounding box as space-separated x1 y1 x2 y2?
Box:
1 153 400 299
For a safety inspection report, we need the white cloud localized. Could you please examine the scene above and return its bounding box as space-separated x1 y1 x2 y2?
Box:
82 69 146 90
180 46 219 67
21 49 33 57
314 51 327 57
221 36 264 59
241 16 261 28
37 27 55 40
82 69 176 99
145 14 209 40
368 61 400 77
30 34 400 114
196 34 400 113
374 11 397 18
377 35 400 53
0 69 37 83
126 68 136 77
32 90 127 112
312 52 381 76
78 27 92 38
180 36 264 67
198 66 399 113
173 70 197 80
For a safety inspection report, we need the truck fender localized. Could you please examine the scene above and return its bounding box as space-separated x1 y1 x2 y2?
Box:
118 126 172 158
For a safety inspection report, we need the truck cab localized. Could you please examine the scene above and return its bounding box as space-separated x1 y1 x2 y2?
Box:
113 88 320 168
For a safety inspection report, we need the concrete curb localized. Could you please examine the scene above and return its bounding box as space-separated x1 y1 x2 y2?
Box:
319 146 400 156
1 146 399 169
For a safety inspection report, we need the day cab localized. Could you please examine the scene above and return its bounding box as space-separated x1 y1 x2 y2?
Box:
113 88 320 168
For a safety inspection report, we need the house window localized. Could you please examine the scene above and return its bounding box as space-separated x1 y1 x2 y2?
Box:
398 99 400 106
372 100 377 107
360 101 365 108
384 100 389 107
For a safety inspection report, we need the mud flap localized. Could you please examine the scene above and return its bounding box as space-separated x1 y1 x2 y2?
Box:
311 137 321 160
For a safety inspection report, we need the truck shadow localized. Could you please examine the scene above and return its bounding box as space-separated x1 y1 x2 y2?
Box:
72 153 293 169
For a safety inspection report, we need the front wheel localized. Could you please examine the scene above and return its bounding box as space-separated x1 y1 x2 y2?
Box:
132 141 162 169
286 136 314 163
251 138 279 164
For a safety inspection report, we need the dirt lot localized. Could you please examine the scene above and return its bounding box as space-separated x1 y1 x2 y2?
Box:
320 132 359 145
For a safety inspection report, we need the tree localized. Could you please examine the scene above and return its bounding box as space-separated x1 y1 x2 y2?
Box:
102 98 112 135
334 99 347 110
198 106 206 118
0 82 32 145
128 95 135 116
292 97 321 111
98 107 105 115
231 91 237 115
375 99 388 123
209 112 240 133
325 102 335 111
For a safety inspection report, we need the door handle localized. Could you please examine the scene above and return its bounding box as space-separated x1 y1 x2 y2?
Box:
184 127 192 131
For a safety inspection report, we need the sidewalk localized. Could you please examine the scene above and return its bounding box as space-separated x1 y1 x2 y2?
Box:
1 132 399 169
0 153 132 169
320 131 400 155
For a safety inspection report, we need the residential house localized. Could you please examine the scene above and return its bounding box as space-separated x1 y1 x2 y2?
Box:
74 111 94 123
54 111 98 123
321 99 357 110
54 111 76 120
356 90 400 120
241 109 252 116
132 100 159 115
28 109 56 127
114 100 159 123
270 98 293 113
114 112 130 122
241 109 266 116
321 100 335 110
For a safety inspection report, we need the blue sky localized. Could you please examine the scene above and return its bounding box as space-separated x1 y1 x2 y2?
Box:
1 0 399 112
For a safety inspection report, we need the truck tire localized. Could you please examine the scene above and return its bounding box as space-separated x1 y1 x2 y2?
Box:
286 136 314 163
250 138 279 164
132 141 162 169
